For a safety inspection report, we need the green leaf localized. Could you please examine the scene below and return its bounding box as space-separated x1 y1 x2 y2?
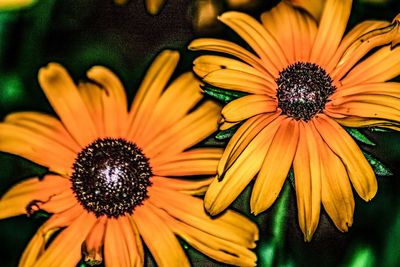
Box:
259 182 291 267
346 246 375 267
215 123 242 140
202 85 247 103
363 151 393 176
346 128 375 146
288 168 295 188
369 127 391 132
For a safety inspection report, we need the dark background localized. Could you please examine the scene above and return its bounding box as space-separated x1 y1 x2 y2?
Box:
0 0 400 266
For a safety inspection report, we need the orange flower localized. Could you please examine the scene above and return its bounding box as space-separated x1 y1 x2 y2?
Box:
189 0 400 241
0 50 258 266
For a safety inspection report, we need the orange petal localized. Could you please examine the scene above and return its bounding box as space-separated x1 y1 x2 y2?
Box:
104 218 130 267
149 193 258 267
317 137 354 232
0 175 70 219
327 20 390 75
38 63 97 147
286 0 325 21
261 2 317 63
222 94 277 123
34 211 97 267
127 50 179 141
86 66 128 138
78 82 106 138
250 118 299 215
4 111 81 153
326 100 400 123
83 218 106 266
217 112 281 177
340 45 400 86
19 205 84 267
205 116 283 215
314 114 377 201
333 116 400 130
0 123 76 175
152 148 223 177
331 82 400 99
293 121 321 241
203 68 276 95
219 11 288 76
193 55 271 80
119 216 144 266
134 205 190 266
310 0 352 68
144 101 221 159
135 72 203 145
188 38 267 72
151 176 213 195
149 186 258 248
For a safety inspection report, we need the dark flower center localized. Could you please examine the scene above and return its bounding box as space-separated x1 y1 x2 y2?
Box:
276 62 336 121
72 138 152 218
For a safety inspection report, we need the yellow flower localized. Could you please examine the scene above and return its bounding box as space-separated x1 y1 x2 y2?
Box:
0 50 258 266
189 0 400 241
0 0 36 10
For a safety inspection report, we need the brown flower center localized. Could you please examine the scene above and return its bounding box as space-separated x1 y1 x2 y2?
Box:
71 138 152 218
276 62 336 121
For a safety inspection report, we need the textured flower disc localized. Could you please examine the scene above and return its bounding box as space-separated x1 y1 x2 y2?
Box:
276 62 336 121
72 138 152 218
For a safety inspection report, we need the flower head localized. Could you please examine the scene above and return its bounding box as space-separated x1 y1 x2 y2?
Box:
0 50 258 266
189 0 400 240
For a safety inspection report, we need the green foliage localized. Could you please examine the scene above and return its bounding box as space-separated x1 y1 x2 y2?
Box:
346 128 375 146
363 151 393 176
202 85 247 103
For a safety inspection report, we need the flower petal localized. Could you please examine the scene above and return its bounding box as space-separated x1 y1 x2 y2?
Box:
218 112 281 176
149 186 258 248
0 175 70 219
314 114 377 201
4 111 80 153
340 46 400 86
193 55 270 79
83 218 106 266
205 116 283 215
327 20 390 76
34 211 96 267
310 0 352 68
136 72 203 146
286 0 325 21
86 66 128 137
203 68 276 95
38 63 97 147
152 148 223 177
151 176 213 195
19 205 84 267
144 101 221 159
149 193 258 267
78 82 106 138
293 121 321 241
317 137 354 232
222 95 277 123
188 38 267 72
250 118 299 215
104 219 131 267
261 2 317 63
134 205 190 267
0 123 76 174
127 50 179 140
219 11 288 75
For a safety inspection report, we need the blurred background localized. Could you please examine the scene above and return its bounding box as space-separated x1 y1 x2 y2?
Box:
0 0 400 266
